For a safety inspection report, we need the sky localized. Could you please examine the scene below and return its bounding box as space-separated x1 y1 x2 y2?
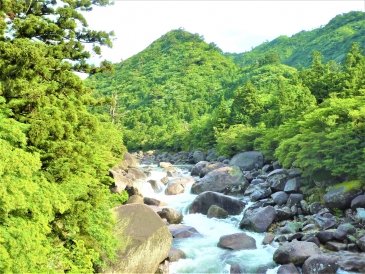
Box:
85 0 365 63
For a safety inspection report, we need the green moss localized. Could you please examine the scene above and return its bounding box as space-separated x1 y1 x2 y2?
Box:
330 180 364 192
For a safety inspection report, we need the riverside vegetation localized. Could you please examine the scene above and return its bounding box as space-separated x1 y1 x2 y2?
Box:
1 1 365 272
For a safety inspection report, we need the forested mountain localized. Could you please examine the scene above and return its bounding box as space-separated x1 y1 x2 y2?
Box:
87 29 240 150
227 11 365 68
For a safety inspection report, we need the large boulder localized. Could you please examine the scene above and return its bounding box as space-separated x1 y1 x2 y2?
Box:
271 191 289 206
273 240 321 266
229 151 264 171
168 247 186 262
239 206 276 232
267 169 289 192
217 233 257 250
284 177 301 193
324 183 363 209
351 194 365 209
191 166 247 195
207 205 229 219
302 254 339 274
165 182 184 195
338 252 365 273
104 204 172 273
190 191 245 215
191 161 209 176
200 162 227 177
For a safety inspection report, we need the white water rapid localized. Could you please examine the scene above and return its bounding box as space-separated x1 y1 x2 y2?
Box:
139 164 278 274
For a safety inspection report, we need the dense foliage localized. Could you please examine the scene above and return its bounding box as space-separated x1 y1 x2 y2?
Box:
227 11 365 68
0 1 127 272
89 11 365 194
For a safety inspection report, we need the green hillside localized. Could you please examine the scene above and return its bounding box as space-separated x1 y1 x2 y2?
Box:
87 29 240 150
227 11 365 68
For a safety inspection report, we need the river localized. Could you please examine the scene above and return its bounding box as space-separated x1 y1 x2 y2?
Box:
139 164 278 274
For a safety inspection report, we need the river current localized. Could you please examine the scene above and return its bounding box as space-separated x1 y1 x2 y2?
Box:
139 164 278 274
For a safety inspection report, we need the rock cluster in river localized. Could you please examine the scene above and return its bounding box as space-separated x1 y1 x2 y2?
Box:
109 150 365 273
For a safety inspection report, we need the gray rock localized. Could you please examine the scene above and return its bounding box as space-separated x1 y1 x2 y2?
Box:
207 205 229 219
192 150 206 163
230 264 243 274
190 161 209 176
157 208 183 224
272 161 282 170
277 263 299 274
334 223 356 241
229 151 264 171
309 202 324 214
200 162 227 177
316 230 335 244
325 241 356 251
273 240 321 266
338 251 365 273
240 206 276 232
313 215 337 230
168 224 201 238
206 149 218 162
302 254 339 274
324 186 362 209
190 191 245 215
218 233 257 250
351 195 365 209
287 193 303 207
191 166 247 195
262 164 273 173
284 177 301 193
267 169 288 192
251 178 265 185
305 236 321 247
275 206 293 221
271 191 289 206
144 197 164 206
288 168 302 178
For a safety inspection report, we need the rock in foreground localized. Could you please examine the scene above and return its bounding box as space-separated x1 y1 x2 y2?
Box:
104 204 172 273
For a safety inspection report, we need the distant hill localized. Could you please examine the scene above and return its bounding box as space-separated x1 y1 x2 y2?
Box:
87 29 239 150
227 11 365 68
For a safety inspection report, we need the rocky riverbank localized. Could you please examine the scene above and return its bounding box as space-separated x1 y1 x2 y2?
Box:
108 150 365 273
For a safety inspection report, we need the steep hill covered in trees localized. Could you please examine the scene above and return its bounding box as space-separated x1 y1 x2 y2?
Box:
87 29 240 150
227 11 365 68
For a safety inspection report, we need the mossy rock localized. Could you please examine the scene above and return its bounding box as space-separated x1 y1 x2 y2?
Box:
324 181 364 210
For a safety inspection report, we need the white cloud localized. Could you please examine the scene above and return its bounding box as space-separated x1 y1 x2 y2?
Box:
84 0 364 63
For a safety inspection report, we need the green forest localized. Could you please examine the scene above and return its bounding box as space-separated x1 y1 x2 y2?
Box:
1 0 365 271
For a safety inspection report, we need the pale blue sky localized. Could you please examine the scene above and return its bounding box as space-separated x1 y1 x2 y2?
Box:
85 1 365 63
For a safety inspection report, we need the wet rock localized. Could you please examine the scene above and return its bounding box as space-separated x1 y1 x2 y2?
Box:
273 240 321 265
230 264 243 274
168 224 201 238
240 206 276 232
229 151 264 171
284 177 301 193
262 233 275 245
160 176 169 185
165 182 184 195
159 162 173 169
148 179 163 193
157 208 183 224
191 166 247 195
271 191 289 206
217 233 257 250
351 195 365 209
302 254 339 274
127 167 147 181
190 191 245 215
168 247 186 262
207 205 229 219
277 263 299 274
190 161 209 176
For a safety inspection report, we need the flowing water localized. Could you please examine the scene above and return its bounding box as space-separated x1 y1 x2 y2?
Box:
139 165 278 274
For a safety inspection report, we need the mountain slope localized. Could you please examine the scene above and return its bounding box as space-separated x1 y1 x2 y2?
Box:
87 29 240 150
227 11 365 68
